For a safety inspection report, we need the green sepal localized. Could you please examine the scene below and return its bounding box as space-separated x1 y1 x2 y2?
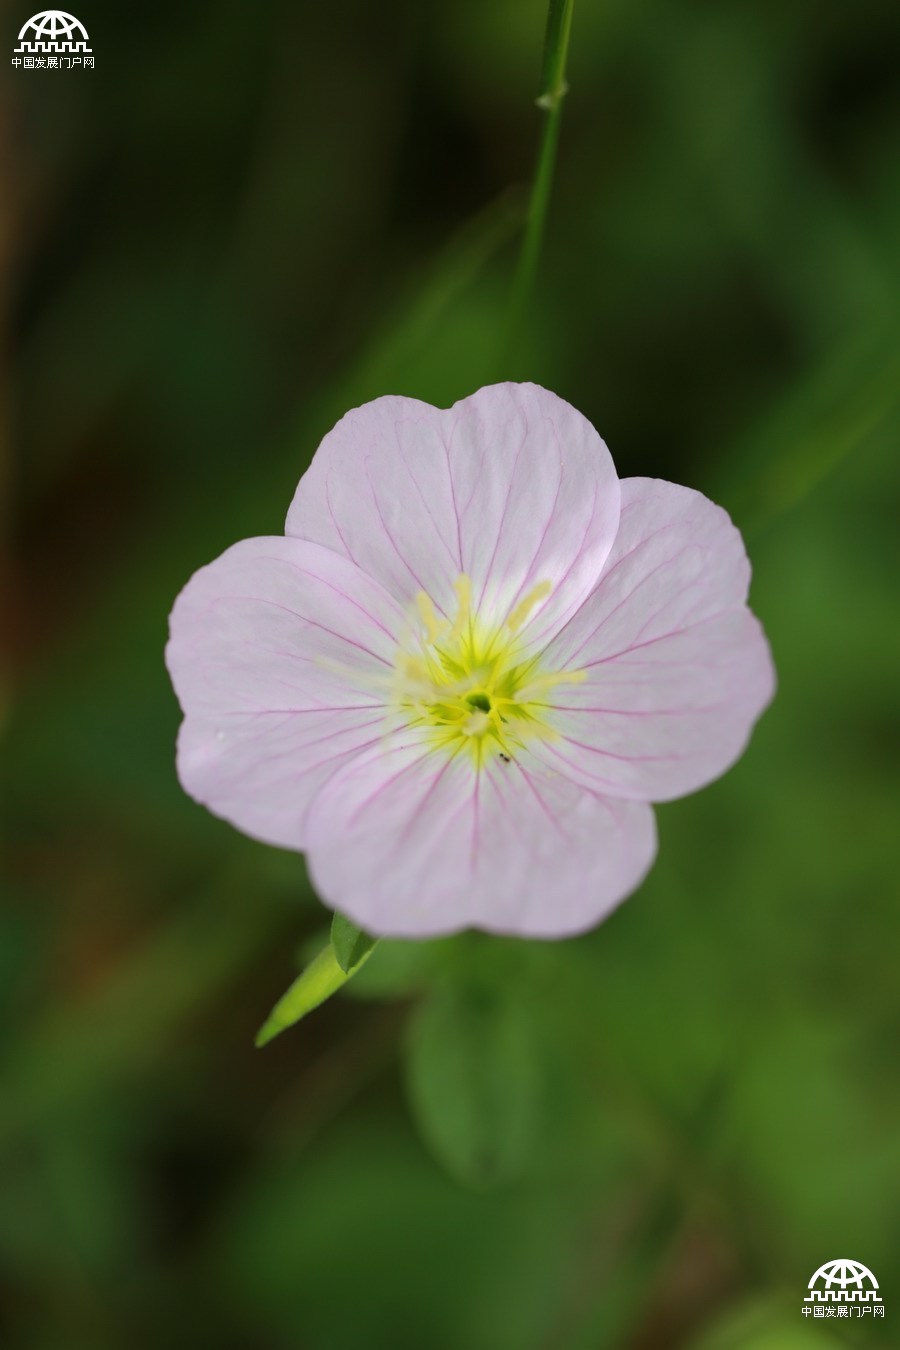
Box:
331 913 378 975
255 928 376 1047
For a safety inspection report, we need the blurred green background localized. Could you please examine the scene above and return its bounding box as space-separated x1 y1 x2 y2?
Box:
3 1 900 1347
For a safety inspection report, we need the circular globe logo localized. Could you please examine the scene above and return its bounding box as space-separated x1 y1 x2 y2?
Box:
16 10 89 45
809 1259 880 1292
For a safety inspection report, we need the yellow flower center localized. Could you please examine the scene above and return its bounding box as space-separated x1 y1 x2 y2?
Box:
393 574 584 767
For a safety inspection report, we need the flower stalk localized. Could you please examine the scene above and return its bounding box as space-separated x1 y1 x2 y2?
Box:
504 0 576 360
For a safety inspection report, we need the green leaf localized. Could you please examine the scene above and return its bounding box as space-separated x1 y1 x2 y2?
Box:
255 937 374 1048
405 983 542 1189
331 913 377 975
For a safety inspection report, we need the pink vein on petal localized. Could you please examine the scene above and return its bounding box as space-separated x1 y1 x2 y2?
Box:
394 422 460 576
209 593 394 667
476 420 528 610
325 465 357 564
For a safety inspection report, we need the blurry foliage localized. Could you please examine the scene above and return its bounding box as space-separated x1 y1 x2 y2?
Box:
405 978 544 1190
3 0 900 1347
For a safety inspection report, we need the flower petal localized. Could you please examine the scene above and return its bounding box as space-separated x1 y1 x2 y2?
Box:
286 383 620 644
165 537 407 848
538 478 776 802
304 737 657 938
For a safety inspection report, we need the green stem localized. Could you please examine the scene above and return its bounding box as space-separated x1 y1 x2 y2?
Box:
503 0 576 366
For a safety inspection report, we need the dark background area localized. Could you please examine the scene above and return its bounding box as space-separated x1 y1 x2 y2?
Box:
2 2 900 1347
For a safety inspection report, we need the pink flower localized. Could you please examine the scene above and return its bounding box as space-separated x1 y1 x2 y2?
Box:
166 383 774 938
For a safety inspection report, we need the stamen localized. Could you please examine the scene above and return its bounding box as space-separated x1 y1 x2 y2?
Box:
449 575 472 640
506 580 552 633
416 591 440 643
